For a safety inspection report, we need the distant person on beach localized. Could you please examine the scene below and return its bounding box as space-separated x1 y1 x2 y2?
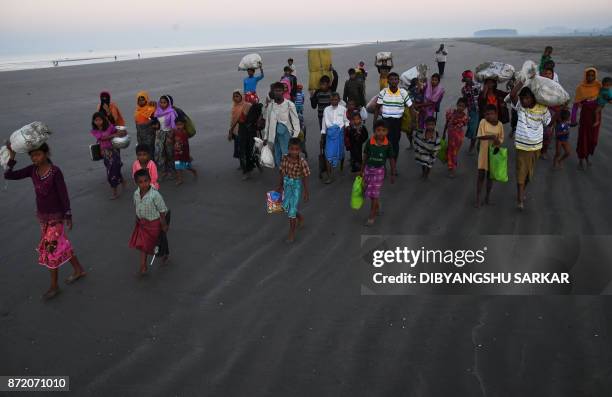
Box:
154 95 178 179
129 169 169 276
435 44 448 77
243 66 264 104
443 97 469 178
414 116 441 180
374 72 412 171
475 104 504 208
4 143 87 300
132 144 159 190
173 117 197 186
134 91 157 158
571 67 602 170
343 68 366 108
553 108 572 169
361 120 396 226
91 111 127 199
277 138 310 243
509 81 551 210
287 58 296 75
461 70 481 154
310 73 336 129
320 92 349 183
97 91 125 126
263 82 300 167
539 46 553 73
594 76 611 128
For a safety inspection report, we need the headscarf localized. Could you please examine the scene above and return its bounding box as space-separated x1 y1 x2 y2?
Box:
574 67 601 103
154 94 177 129
425 78 445 103
134 91 156 124
231 89 251 133
97 91 125 126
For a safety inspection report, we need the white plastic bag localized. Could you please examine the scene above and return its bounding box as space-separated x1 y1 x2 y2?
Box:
515 60 538 83
260 144 275 168
527 75 570 106
253 137 264 151
475 62 515 83
400 64 428 88
238 53 263 71
8 121 51 153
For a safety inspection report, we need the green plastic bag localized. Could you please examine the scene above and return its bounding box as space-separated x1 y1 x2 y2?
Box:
437 137 448 163
488 146 508 182
351 176 364 210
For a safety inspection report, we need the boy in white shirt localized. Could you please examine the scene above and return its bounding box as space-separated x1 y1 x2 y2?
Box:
320 92 349 183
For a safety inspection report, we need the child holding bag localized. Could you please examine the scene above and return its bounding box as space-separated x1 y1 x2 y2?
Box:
475 104 504 208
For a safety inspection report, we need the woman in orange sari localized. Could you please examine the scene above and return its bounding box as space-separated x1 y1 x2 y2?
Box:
571 67 602 169
134 91 157 157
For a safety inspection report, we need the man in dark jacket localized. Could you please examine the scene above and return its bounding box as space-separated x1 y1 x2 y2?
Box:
343 68 366 107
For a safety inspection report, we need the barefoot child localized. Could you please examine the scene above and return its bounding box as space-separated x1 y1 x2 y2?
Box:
90 111 127 199
173 118 197 185
443 98 469 178
4 143 87 300
278 138 310 243
347 112 369 172
132 144 159 189
475 105 504 208
361 120 396 226
129 169 169 275
414 117 441 180
553 109 571 169
510 82 551 210
320 92 349 183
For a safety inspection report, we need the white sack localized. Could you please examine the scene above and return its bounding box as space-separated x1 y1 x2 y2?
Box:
238 53 263 71
475 62 515 83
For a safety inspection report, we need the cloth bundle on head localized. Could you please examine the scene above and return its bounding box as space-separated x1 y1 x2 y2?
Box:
134 91 156 125
574 67 602 103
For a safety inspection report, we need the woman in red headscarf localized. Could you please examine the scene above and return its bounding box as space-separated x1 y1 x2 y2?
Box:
571 67 602 169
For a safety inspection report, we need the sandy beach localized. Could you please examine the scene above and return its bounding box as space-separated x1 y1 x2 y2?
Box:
1 38 611 396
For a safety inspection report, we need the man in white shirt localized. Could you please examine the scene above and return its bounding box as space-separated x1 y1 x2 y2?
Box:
435 43 448 77
320 92 349 183
263 82 300 167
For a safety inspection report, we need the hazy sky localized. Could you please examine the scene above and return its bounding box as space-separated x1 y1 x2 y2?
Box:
2 0 610 55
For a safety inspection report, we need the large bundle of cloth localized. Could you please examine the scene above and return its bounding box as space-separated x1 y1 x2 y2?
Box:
308 49 333 90
527 75 570 106
515 60 538 83
238 53 263 71
1 121 52 169
375 52 393 66
400 64 428 88
475 61 515 82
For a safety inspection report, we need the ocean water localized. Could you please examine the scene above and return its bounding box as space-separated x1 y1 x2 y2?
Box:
0 42 365 73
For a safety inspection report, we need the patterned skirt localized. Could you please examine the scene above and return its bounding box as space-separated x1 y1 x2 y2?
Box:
37 219 74 269
364 165 385 199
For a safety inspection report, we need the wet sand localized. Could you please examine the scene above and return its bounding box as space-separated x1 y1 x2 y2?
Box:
1 39 612 396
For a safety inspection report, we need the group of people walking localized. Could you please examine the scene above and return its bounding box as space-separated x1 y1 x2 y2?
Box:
3 45 611 299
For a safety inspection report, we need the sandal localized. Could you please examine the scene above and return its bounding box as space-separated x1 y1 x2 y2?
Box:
65 272 87 285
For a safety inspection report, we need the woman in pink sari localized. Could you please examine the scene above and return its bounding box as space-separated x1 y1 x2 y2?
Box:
418 73 445 130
